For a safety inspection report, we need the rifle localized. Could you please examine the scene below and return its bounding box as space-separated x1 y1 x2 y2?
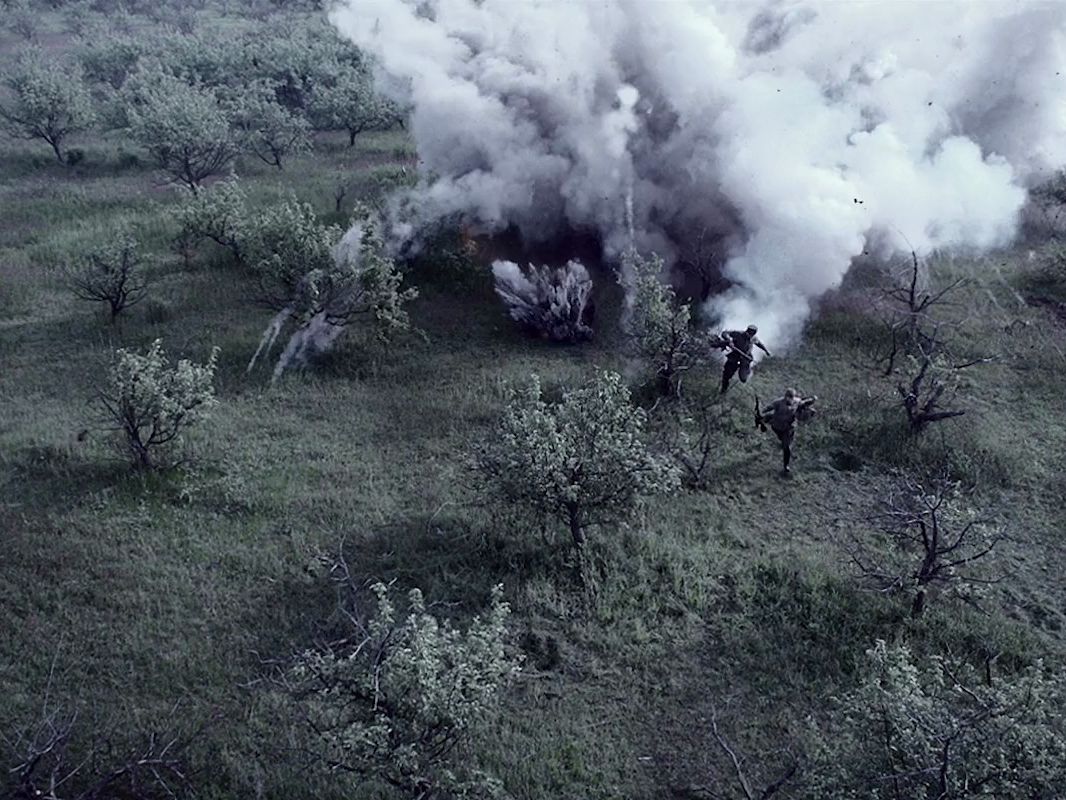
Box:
714 333 753 363
754 395 767 432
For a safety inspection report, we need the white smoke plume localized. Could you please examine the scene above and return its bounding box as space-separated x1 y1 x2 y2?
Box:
330 0 1066 346
492 259 593 342
247 223 369 381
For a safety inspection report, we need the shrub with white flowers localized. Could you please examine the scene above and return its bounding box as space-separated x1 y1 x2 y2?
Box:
0 48 96 164
803 640 1066 800
125 67 238 193
477 371 679 562
622 248 712 397
174 176 249 266
99 339 219 469
246 205 419 379
287 582 520 799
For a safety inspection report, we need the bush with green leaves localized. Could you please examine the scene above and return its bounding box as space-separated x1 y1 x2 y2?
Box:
622 248 712 397
247 209 419 379
174 176 249 266
242 197 343 308
78 33 150 91
64 234 147 322
476 371 679 562
125 67 239 192
99 339 220 469
803 639 1066 799
226 82 312 169
64 2 100 37
4 0 39 42
285 581 520 799
245 16 364 113
0 49 96 164
334 215 421 338
309 66 400 146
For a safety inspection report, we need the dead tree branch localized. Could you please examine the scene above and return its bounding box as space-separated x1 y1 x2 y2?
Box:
850 474 1007 618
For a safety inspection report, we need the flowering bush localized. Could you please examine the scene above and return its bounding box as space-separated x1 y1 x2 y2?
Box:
477 371 679 560
99 339 219 469
288 582 520 798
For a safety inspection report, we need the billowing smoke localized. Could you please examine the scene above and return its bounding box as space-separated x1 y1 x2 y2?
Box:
330 0 1065 346
492 259 593 342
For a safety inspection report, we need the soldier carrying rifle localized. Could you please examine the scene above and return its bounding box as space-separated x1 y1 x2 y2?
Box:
756 388 818 474
713 324 771 394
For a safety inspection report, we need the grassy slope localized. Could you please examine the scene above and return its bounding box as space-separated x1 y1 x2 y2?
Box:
2 11 1066 800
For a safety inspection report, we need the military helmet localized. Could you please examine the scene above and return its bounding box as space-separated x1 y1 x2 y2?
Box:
746 324 758 333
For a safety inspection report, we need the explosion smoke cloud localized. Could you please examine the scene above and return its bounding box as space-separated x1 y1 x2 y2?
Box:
330 0 1065 346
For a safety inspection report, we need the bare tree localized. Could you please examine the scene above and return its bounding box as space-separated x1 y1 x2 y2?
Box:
666 398 733 489
876 251 967 376
889 303 995 433
2 688 207 800
897 350 966 433
65 236 147 323
848 475 1006 618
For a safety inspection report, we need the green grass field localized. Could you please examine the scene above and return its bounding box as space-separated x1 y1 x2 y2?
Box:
3 7 1066 799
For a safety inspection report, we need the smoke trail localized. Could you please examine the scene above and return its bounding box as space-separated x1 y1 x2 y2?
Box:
330 0 1064 346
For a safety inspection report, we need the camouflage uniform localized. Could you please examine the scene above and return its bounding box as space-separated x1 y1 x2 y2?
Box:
717 324 770 394
760 388 817 472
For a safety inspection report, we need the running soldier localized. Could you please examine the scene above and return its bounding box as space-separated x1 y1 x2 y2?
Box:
758 388 817 474
714 324 771 394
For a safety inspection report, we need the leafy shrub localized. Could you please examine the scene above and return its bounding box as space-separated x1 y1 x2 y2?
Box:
0 48 96 164
622 248 711 396
99 339 220 469
125 67 239 192
284 582 520 799
78 33 148 90
64 234 147 322
225 82 312 169
242 197 342 308
476 371 679 572
5 0 39 41
308 62 400 145
175 176 248 265
803 640 1066 799
245 205 419 379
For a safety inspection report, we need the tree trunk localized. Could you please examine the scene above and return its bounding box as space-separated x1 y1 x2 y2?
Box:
348 129 357 147
568 508 586 552
50 138 65 164
568 507 590 587
911 588 926 619
127 430 152 469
